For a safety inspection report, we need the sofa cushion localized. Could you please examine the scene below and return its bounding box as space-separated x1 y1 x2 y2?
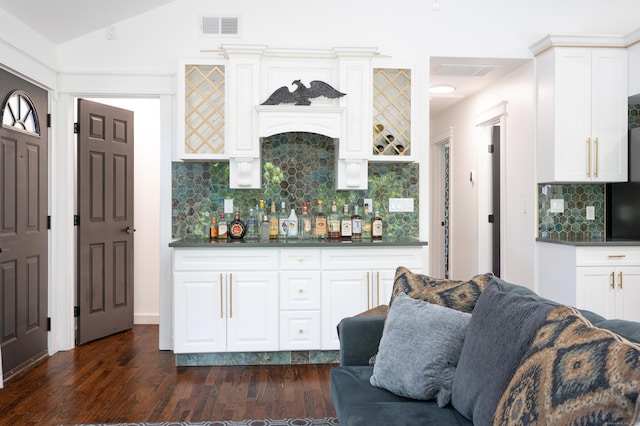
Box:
331 366 473 426
493 306 640 426
369 292 471 406
389 266 494 313
594 318 640 344
451 279 557 426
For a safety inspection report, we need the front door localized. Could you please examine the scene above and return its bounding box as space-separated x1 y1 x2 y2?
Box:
0 70 49 378
76 99 134 345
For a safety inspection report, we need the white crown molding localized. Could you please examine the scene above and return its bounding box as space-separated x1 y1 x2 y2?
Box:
530 34 628 56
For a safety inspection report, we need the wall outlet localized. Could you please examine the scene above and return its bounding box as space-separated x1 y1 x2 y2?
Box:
389 198 414 212
586 206 595 221
224 199 234 214
364 198 373 212
549 199 564 213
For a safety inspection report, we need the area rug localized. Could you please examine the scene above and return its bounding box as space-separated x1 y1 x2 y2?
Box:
70 418 339 426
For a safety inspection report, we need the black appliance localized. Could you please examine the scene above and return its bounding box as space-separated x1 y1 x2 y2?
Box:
606 126 640 240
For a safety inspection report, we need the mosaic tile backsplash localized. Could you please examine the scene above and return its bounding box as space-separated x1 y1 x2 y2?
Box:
172 132 419 239
538 184 605 241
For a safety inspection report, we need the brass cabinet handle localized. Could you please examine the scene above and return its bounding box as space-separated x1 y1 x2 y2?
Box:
619 271 623 289
610 272 615 289
367 272 371 310
587 137 591 177
594 137 599 178
229 273 233 318
220 274 224 319
376 271 380 306
608 254 626 259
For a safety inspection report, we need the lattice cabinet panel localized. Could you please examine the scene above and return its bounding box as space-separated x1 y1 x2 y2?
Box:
184 64 226 155
372 68 411 157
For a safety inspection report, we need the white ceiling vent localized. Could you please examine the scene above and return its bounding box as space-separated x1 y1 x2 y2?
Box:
433 63 498 77
200 16 240 36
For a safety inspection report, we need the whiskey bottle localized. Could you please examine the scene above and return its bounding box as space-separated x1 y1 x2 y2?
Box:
279 201 289 240
209 216 218 240
340 204 352 241
299 201 313 239
217 213 228 239
313 199 327 239
351 205 362 241
362 204 372 239
327 201 341 240
229 211 247 239
372 210 383 241
268 201 279 240
287 204 298 239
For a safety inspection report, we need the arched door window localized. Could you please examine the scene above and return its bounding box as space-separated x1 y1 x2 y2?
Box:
1 90 40 135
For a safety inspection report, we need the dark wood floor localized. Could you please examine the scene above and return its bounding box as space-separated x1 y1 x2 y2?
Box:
0 325 337 425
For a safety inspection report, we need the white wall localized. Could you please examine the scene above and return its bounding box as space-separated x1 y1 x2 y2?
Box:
431 62 537 288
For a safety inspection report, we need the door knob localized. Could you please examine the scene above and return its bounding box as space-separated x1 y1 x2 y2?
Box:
125 226 136 234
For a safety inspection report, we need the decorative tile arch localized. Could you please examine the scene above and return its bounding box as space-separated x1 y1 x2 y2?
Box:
1 90 40 135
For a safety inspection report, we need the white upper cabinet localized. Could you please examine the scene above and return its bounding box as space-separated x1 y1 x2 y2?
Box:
534 37 628 183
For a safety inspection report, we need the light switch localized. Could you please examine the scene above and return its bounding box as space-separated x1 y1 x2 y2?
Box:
224 199 234 214
586 206 595 221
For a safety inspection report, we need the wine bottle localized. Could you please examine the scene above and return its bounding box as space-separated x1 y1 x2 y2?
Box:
229 211 247 239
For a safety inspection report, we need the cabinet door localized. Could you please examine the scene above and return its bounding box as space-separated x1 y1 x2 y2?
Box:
576 266 616 319
617 267 640 322
321 270 370 350
227 271 279 352
591 48 628 182
173 272 226 353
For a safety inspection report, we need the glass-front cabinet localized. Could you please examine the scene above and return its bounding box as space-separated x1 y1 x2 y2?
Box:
372 68 412 160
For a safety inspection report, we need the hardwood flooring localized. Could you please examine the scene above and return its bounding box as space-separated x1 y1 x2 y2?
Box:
0 325 337 425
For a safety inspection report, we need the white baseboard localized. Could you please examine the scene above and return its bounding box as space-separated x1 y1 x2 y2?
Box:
134 314 160 325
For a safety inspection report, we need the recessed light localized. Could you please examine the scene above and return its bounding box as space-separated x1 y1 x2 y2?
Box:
429 84 456 94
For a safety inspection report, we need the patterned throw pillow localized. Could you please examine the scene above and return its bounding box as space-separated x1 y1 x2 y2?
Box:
389 266 494 313
493 306 640 426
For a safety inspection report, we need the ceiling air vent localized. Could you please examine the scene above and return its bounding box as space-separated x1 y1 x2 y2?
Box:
200 16 240 36
433 63 498 77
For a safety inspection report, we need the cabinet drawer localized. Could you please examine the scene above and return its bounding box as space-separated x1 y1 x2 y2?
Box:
280 249 321 270
280 271 321 310
576 247 640 266
321 247 423 270
279 311 321 350
173 248 278 271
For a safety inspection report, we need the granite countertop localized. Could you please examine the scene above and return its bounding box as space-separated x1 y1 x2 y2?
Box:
170 236 428 248
536 237 640 247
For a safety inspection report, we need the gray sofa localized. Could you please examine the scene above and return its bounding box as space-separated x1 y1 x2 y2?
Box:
330 275 640 426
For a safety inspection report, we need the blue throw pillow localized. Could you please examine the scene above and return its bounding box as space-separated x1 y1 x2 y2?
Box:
451 279 557 425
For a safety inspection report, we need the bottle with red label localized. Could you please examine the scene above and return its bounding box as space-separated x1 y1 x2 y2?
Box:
229 211 247 239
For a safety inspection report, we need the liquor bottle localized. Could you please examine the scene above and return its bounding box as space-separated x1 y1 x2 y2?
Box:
299 201 312 239
351 205 362 241
228 211 247 239
258 199 266 216
245 208 258 239
217 213 228 239
362 204 372 239
260 214 270 242
209 216 218 240
327 201 341 240
372 210 383 240
340 204 352 241
287 204 298 239
313 199 327 239
279 201 289 239
268 201 279 240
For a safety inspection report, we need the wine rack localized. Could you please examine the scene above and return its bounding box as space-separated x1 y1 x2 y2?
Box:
184 64 226 155
372 68 411 157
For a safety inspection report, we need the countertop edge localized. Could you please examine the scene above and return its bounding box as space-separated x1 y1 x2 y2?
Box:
170 238 428 248
536 237 640 247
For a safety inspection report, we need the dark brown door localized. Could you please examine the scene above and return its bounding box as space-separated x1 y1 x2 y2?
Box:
77 99 134 345
0 70 49 378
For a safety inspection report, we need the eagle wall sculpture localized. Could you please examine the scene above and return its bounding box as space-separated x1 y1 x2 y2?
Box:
261 80 346 106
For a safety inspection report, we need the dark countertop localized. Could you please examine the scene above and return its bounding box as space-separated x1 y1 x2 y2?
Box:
536 237 640 247
170 236 428 248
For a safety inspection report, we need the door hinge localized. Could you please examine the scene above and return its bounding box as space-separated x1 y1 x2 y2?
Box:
47 215 52 230
488 144 494 154
47 113 52 128
74 215 79 226
74 122 79 134
74 306 80 318
488 214 495 223
47 317 51 331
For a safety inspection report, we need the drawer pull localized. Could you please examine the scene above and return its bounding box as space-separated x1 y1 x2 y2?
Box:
610 272 615 289
298 329 304 334
608 254 626 259
298 258 304 263
298 288 304 294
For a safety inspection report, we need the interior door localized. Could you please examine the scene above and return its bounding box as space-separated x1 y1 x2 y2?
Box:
76 99 134 345
0 70 49 378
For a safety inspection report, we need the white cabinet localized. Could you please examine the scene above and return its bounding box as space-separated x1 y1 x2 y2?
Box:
537 243 640 321
320 247 423 349
535 45 627 182
173 249 279 353
279 249 322 350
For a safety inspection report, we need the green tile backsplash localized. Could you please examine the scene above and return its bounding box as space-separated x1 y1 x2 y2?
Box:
172 132 419 239
538 184 605 241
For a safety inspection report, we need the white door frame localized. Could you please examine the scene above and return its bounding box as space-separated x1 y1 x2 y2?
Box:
429 127 453 278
